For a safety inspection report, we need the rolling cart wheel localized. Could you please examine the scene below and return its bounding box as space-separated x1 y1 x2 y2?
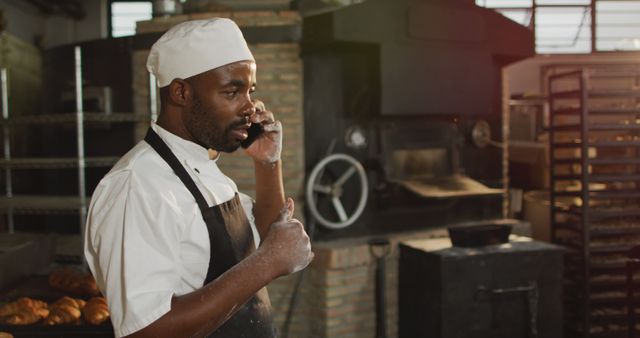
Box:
305 153 368 229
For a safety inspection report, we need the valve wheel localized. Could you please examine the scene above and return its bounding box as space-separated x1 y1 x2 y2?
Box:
305 153 368 229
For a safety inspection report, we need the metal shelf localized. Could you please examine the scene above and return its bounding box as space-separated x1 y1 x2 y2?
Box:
558 237 640 255
553 140 640 148
549 67 640 337
552 142 583 148
0 156 119 169
550 89 582 98
590 140 640 147
0 112 148 125
0 195 86 214
590 158 640 165
582 207 640 218
589 107 640 115
552 220 640 237
552 124 640 132
551 107 640 115
590 71 640 79
589 89 640 98
550 89 640 99
555 174 640 183
554 190 640 199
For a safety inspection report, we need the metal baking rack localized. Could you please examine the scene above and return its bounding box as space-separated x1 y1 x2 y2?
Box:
0 46 157 260
548 64 640 337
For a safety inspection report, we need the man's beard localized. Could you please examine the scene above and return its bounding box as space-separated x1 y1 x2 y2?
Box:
187 96 245 152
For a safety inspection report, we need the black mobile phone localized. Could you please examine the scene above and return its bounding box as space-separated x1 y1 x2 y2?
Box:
240 123 264 148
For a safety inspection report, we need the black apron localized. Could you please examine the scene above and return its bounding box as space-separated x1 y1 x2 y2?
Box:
145 128 277 338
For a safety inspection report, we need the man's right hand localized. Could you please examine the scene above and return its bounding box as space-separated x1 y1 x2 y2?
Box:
258 198 314 277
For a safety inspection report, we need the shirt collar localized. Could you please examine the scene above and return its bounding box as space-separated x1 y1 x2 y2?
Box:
151 122 219 164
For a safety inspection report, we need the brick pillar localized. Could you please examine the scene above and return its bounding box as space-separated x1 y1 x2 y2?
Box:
268 238 401 338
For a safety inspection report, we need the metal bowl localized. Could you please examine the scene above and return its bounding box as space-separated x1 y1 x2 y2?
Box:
447 223 512 247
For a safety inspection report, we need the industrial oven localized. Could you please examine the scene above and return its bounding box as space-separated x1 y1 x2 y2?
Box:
300 0 535 239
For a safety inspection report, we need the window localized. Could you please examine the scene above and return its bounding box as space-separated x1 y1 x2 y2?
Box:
596 1 640 51
536 6 591 53
110 1 152 38
476 0 640 53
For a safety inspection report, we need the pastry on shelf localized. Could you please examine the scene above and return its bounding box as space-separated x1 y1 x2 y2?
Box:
80 274 100 296
48 267 100 297
43 296 86 325
0 297 49 325
82 296 110 325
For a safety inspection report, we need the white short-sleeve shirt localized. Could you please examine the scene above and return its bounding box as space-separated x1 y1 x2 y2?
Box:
84 123 258 337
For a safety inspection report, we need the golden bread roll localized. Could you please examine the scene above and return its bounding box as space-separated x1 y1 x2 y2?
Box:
5 308 48 325
43 296 85 325
80 274 100 296
0 297 46 317
82 297 110 325
0 297 49 325
48 268 101 297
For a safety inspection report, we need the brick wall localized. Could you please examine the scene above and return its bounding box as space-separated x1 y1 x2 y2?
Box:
268 239 400 338
131 11 304 207
270 228 447 338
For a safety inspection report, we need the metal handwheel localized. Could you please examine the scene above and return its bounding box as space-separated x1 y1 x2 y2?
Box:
305 153 368 229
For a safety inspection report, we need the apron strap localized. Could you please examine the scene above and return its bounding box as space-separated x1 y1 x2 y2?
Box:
144 127 216 220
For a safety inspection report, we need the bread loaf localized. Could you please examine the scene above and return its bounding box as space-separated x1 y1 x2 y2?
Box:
5 309 46 325
43 296 85 325
48 267 100 297
82 297 110 325
0 297 49 325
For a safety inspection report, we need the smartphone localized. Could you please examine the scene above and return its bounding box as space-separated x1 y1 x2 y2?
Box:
241 123 264 148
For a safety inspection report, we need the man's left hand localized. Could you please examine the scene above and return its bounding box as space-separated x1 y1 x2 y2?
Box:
244 100 282 165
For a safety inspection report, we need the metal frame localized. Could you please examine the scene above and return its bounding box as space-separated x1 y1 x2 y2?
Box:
1 68 13 233
75 46 87 234
0 45 155 262
549 66 640 337
627 255 640 338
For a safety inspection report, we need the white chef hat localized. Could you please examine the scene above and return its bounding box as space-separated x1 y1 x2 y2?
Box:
146 18 254 88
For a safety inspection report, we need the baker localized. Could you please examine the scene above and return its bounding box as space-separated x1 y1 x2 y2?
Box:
84 18 313 338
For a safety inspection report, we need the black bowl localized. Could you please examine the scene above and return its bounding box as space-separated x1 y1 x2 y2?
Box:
447 223 512 247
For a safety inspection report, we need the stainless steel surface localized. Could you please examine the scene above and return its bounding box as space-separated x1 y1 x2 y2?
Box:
74 46 87 237
1 68 13 233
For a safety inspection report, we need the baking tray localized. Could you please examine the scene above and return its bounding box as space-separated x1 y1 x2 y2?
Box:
0 275 114 337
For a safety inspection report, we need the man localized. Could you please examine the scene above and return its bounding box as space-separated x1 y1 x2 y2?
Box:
84 18 313 338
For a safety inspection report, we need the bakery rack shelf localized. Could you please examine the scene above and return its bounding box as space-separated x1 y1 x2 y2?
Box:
552 124 640 132
554 222 640 236
0 112 148 125
554 190 640 199
0 157 119 169
0 46 156 262
550 89 640 99
0 196 85 214
548 65 640 337
553 107 640 115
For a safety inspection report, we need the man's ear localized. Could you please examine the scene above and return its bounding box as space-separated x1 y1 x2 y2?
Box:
167 79 193 106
